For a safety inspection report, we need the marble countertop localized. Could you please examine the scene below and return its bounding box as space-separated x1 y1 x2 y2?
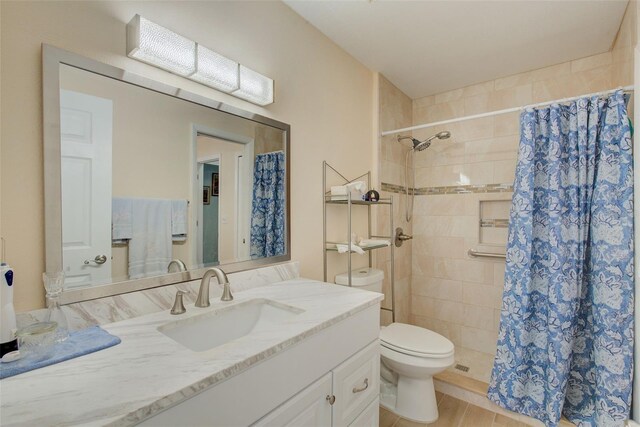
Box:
0 279 382 427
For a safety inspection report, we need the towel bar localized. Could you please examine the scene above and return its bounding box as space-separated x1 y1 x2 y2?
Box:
468 249 506 259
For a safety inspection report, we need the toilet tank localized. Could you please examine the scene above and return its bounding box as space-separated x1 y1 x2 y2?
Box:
335 268 383 293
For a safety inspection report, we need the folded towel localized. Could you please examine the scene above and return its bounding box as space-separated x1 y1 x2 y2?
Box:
171 199 188 241
330 186 349 196
0 326 121 379
335 244 366 255
359 239 391 247
330 181 367 201
112 198 133 242
345 181 366 194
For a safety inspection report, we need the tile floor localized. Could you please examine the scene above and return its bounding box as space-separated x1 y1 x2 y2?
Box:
379 392 530 427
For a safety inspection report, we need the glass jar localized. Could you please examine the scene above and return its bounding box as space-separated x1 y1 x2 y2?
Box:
16 321 58 362
42 272 69 342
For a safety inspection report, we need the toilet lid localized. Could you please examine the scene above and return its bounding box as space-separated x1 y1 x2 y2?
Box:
380 323 454 357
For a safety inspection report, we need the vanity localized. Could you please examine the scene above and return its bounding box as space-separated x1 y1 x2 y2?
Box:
2 277 382 426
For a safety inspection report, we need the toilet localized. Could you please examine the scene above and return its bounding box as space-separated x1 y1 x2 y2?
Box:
335 268 455 423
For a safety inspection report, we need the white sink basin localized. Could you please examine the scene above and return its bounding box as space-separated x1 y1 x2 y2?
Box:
158 298 304 352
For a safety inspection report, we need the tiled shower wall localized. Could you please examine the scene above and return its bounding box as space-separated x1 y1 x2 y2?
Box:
380 2 636 383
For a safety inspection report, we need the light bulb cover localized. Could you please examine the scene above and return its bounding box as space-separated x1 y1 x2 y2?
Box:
233 65 274 106
126 14 196 77
191 44 240 93
126 15 275 106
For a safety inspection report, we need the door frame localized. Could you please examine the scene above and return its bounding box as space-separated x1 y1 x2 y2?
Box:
191 124 254 268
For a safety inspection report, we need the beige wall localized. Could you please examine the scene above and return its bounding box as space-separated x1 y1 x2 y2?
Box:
1 1 374 311
377 75 413 324
403 3 637 383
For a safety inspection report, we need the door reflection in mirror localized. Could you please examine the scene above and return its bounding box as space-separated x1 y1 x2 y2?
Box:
196 134 253 266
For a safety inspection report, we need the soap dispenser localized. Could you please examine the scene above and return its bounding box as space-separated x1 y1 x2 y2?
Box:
0 262 18 358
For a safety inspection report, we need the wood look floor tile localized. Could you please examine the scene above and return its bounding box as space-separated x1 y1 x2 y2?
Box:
460 404 496 426
379 407 399 427
394 416 429 427
492 413 529 426
429 395 469 427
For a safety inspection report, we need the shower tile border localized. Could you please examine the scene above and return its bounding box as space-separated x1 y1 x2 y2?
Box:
380 182 514 196
480 219 510 228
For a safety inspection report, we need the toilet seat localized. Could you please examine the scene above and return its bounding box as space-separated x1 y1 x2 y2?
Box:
380 323 454 359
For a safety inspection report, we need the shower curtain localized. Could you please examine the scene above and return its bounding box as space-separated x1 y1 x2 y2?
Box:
488 90 634 427
250 151 285 259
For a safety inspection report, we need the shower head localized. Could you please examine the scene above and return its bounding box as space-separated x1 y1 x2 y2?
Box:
397 130 451 151
431 131 451 140
413 139 431 152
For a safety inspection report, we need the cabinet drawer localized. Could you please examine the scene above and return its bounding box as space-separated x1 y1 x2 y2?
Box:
332 340 379 427
253 372 332 427
349 397 379 427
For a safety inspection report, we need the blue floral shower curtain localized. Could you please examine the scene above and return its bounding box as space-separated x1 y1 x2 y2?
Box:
488 90 634 427
250 151 285 259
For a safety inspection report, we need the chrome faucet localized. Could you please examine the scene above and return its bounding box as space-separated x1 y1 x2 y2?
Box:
167 259 187 273
195 267 233 307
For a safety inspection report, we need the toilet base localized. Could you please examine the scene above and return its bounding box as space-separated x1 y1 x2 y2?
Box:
379 375 439 423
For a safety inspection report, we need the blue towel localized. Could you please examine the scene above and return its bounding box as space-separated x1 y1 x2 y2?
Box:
0 326 121 379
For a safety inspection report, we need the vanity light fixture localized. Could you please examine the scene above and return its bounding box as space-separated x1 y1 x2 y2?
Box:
191 44 240 93
233 65 274 106
126 14 274 106
126 15 196 76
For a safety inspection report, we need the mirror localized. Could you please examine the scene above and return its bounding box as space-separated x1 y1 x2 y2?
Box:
43 46 290 304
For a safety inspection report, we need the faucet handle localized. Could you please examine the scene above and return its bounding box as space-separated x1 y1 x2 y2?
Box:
221 282 233 302
170 291 187 315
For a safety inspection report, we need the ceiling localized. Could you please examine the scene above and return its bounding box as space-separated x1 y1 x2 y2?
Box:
285 0 629 99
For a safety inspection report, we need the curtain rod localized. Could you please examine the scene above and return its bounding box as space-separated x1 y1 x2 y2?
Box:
381 85 635 136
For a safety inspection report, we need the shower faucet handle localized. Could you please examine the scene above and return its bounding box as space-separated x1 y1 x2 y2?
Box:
395 227 413 247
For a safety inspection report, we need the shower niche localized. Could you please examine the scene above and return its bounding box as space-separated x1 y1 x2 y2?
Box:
477 199 510 253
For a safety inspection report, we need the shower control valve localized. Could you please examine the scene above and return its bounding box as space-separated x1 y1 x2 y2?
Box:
395 227 413 247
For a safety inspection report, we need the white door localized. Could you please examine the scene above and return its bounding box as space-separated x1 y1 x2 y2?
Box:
60 90 113 288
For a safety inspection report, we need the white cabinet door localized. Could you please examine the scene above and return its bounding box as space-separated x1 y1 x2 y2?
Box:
332 340 380 427
60 90 113 288
253 372 332 427
349 397 379 427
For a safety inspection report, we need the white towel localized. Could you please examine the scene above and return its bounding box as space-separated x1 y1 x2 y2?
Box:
335 244 366 255
128 199 173 279
359 239 391 247
345 181 366 194
112 198 133 243
171 199 188 242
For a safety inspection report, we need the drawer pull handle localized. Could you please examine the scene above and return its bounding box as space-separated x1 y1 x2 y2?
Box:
352 378 369 394
326 395 336 405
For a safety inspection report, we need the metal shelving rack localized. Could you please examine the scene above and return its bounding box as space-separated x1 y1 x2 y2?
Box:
322 161 395 322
